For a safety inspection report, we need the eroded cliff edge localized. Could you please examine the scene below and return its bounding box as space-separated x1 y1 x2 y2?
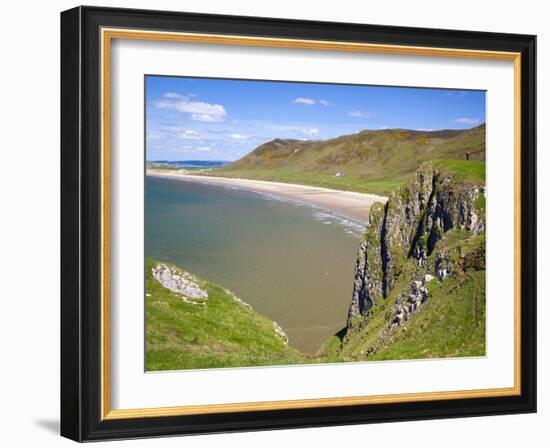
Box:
335 162 487 360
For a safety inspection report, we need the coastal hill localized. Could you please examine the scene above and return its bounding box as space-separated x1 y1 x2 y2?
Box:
213 124 485 195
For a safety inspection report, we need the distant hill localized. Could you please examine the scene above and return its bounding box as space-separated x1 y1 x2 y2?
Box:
213 124 485 195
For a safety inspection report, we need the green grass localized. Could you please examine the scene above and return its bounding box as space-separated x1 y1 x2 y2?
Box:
209 159 485 197
431 159 486 184
146 259 308 370
341 270 486 361
204 168 405 195
474 192 486 215
367 271 485 360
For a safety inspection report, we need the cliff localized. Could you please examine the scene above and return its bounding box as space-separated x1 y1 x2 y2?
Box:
337 162 486 360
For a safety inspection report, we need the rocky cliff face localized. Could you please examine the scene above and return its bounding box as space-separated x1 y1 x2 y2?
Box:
346 162 485 351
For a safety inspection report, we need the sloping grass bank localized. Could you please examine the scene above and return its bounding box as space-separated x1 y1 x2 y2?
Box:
146 259 307 370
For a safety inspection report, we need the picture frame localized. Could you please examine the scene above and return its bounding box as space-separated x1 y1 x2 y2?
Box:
60 5 536 442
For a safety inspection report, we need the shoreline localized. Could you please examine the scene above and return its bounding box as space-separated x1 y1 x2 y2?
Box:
147 170 388 222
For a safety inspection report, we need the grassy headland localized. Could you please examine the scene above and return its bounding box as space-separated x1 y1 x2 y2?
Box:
326 162 487 361
146 259 309 370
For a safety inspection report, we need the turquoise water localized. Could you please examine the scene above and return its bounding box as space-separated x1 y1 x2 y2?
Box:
145 176 363 354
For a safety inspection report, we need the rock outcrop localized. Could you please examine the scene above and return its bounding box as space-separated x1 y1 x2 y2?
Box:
272 321 290 345
346 162 485 350
152 263 208 302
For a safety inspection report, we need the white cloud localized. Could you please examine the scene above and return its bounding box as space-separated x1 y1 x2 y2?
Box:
179 130 199 139
163 92 188 99
195 146 212 152
301 128 320 137
347 110 377 118
230 133 247 140
292 98 332 106
155 96 227 122
293 97 316 106
191 113 225 122
453 117 480 125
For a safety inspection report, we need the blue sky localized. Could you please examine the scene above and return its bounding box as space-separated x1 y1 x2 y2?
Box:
146 76 485 161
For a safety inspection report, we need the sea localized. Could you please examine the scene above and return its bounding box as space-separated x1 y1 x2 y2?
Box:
145 175 364 354
149 160 229 169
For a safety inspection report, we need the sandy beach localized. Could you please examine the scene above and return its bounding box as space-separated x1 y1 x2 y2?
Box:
147 170 388 222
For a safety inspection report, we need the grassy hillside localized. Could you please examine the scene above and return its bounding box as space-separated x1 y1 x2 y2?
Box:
212 124 485 195
321 257 485 361
146 259 307 370
334 233 486 361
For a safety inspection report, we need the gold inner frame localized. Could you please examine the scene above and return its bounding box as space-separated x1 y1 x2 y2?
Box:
100 27 522 420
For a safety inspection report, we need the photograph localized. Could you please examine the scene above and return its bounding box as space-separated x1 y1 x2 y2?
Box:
144 76 487 371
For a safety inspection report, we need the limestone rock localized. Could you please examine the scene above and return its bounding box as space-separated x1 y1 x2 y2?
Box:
272 321 289 345
347 162 485 344
152 263 208 301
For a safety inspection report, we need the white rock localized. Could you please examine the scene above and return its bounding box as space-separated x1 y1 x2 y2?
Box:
152 263 208 300
272 321 289 345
